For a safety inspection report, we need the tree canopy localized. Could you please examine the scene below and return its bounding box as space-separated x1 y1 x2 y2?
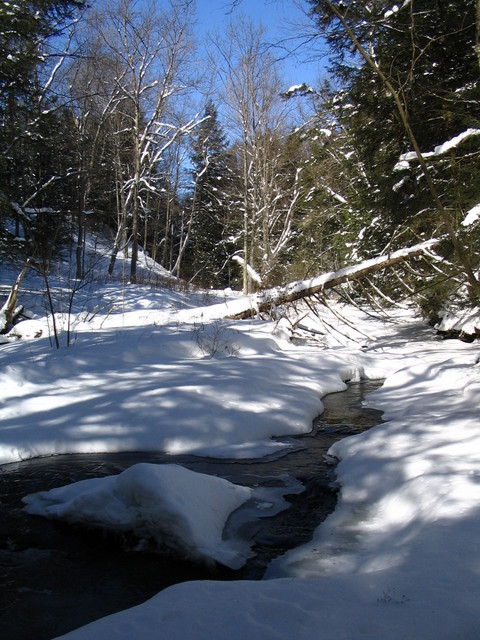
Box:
1 0 479 327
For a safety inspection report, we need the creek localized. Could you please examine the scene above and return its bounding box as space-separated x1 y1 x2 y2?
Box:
0 379 383 640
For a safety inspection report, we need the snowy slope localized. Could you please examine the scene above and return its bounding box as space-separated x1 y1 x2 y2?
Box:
1 246 480 639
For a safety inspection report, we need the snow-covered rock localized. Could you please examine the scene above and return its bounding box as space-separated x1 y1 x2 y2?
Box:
23 463 253 569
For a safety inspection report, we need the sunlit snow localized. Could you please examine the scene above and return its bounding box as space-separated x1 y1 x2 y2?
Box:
1 244 480 640
394 128 480 172
462 202 480 227
23 463 254 569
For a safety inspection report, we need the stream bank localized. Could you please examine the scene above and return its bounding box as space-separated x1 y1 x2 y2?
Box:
0 380 383 640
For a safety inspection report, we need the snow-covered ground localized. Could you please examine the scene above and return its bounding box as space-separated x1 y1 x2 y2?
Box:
1 246 480 639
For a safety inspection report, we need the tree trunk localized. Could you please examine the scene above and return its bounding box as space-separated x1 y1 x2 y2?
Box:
76 208 84 280
476 0 480 75
228 240 440 319
0 260 30 333
130 136 140 285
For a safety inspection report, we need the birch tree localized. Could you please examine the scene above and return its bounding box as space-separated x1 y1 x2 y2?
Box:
88 0 200 283
67 28 126 279
212 17 305 292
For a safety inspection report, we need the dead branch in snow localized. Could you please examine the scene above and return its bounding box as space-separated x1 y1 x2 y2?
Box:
0 260 31 333
315 293 377 342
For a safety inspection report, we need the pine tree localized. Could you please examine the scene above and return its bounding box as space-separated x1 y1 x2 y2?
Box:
0 0 85 265
0 0 83 103
308 0 480 304
189 100 232 287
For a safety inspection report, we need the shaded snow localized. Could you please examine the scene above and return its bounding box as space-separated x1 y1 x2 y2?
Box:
1 247 480 640
52 330 480 640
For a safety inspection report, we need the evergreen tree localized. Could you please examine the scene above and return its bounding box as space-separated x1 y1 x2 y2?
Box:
0 0 83 104
0 0 85 266
308 0 480 304
289 85 375 276
189 100 231 287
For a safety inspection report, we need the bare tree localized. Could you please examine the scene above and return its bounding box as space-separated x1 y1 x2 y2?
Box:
67 28 127 279
83 0 201 283
211 16 304 293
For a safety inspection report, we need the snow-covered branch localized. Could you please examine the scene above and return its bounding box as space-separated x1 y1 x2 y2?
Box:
232 255 262 284
462 203 480 228
394 129 480 171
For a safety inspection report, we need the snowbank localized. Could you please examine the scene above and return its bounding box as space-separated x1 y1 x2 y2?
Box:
23 463 252 569
54 348 480 640
0 304 381 464
436 306 480 337
2 255 480 640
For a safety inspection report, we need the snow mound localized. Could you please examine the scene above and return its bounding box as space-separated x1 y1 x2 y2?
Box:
23 463 253 569
436 306 480 337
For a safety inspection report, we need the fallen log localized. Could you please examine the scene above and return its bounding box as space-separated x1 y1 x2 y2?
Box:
228 239 440 319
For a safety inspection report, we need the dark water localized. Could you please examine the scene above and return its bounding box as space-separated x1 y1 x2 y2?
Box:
0 380 383 640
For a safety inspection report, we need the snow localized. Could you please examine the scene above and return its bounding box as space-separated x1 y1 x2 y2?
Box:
256 239 438 307
384 4 400 19
431 128 480 157
462 203 480 227
1 246 480 639
394 128 480 171
286 84 304 93
283 84 314 96
324 185 347 204
384 1 412 20
436 306 480 336
21 461 302 570
231 254 262 284
23 463 254 569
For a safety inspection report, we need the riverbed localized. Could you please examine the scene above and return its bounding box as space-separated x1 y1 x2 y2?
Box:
0 380 383 640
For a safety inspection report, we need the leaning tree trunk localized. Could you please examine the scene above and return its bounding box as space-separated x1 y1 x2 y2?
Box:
0 259 30 333
228 239 440 319
476 0 480 74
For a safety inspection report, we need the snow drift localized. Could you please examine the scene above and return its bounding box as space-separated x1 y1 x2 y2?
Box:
23 463 253 569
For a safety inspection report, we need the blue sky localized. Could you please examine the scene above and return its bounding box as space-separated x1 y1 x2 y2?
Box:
195 0 327 89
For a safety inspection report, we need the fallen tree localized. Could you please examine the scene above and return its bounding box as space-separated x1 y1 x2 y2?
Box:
228 239 441 319
1 239 444 340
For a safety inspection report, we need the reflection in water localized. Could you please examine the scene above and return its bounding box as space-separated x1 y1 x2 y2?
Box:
0 380 383 640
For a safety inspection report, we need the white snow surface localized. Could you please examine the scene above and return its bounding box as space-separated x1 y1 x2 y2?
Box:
1 246 480 639
23 463 253 569
462 202 480 227
394 128 480 171
437 305 480 336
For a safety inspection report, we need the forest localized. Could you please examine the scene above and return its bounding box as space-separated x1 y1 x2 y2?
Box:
1 4 480 638
1 0 479 327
